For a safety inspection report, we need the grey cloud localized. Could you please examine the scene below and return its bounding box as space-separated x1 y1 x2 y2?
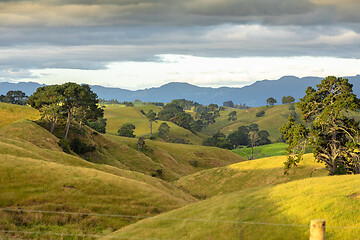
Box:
0 0 355 27
0 24 359 72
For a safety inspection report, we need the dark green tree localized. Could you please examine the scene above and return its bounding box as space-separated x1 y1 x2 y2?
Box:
266 97 277 106
170 112 193 130
28 83 103 138
118 123 136 138
203 132 232 150
282 96 295 104
190 120 205 132
62 83 103 140
86 117 107 134
223 100 234 108
158 122 170 138
27 85 64 134
280 76 360 175
2 90 27 105
208 103 219 111
228 110 237 121
158 103 183 121
228 126 249 147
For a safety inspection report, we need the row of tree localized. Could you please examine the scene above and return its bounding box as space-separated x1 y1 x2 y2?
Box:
203 123 271 154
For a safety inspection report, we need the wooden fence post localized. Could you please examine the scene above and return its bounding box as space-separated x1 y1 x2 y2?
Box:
310 219 326 240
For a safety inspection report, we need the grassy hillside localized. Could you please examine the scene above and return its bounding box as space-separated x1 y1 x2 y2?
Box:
103 174 360 240
106 134 244 181
175 154 327 198
0 154 196 239
232 143 287 159
0 102 39 127
0 120 199 239
203 104 303 141
104 104 205 145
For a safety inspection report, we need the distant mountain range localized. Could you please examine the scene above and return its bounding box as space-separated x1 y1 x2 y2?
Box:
1 76 359 107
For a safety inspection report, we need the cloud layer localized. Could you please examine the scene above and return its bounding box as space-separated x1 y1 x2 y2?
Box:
0 0 360 86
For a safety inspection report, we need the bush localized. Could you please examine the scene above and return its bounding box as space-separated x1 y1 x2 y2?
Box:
256 110 265 117
189 160 199 167
118 123 136 138
58 139 71 153
70 137 96 154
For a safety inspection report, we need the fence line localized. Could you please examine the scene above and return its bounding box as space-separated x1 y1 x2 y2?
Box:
0 230 170 240
1 208 360 230
0 230 100 238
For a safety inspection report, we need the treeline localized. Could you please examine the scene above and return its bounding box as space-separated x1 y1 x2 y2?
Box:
0 91 27 105
203 123 271 151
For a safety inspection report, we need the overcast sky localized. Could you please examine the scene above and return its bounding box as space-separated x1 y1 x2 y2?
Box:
1 0 360 89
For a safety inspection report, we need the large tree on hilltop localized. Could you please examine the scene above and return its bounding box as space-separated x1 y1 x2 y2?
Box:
280 76 360 175
28 83 103 139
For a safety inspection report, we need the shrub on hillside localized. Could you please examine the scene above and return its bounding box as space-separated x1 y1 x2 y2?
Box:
256 110 265 117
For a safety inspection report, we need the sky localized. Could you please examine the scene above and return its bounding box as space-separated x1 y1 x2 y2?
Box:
1 0 360 89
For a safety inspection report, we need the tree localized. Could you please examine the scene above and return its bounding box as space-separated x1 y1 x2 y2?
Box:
203 132 232 150
248 131 260 160
280 76 360 175
86 117 107 134
118 123 136 138
282 96 295 104
1 90 27 105
190 120 204 132
228 111 237 121
208 103 218 111
170 112 192 130
223 100 234 108
228 126 249 147
146 110 157 136
62 83 103 140
158 122 170 138
266 97 277 106
158 103 183 121
257 130 271 146
27 85 64 134
28 83 103 138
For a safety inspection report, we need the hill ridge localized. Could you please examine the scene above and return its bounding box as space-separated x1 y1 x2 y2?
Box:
1 75 359 106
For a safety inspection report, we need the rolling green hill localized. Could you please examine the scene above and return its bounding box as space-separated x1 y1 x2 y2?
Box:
106 134 244 181
175 154 327 198
103 173 360 240
0 102 39 128
232 142 287 159
203 104 303 142
0 120 199 238
2 101 359 239
104 104 205 145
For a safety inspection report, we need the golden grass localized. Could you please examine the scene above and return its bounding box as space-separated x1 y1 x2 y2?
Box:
0 154 196 239
175 154 327 198
0 103 39 128
106 134 245 181
103 173 360 240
